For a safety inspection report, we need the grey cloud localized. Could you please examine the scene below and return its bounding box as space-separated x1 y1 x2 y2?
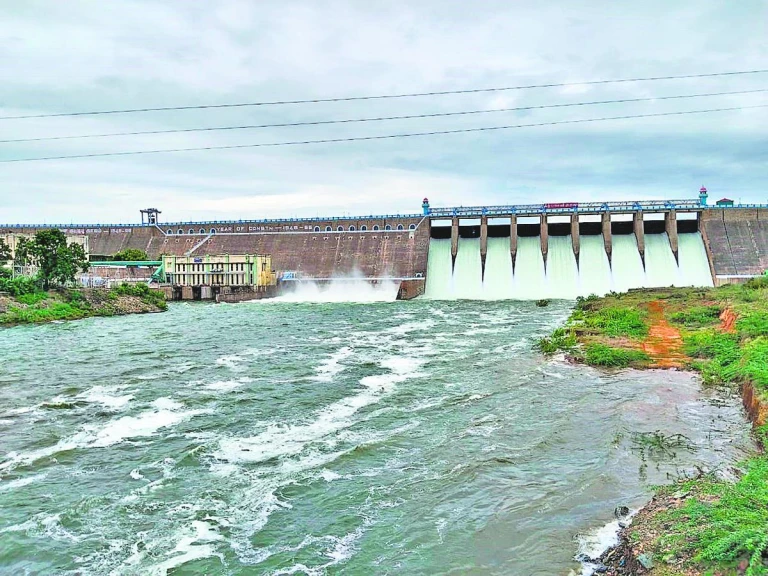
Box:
1 0 766 223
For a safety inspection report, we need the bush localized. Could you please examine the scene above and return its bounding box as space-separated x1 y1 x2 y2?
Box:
110 283 167 310
744 276 768 290
584 343 650 368
583 307 648 339
536 328 577 355
575 294 600 311
670 305 722 327
0 275 41 297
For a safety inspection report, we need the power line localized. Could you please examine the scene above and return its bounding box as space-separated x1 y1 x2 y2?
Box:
2 88 766 144
2 69 768 121
1 104 765 164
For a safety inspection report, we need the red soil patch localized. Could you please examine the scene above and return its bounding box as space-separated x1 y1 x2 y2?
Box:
743 381 768 428
719 307 737 333
642 301 687 369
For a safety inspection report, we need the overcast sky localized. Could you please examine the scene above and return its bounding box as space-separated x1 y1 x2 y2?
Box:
1 0 767 224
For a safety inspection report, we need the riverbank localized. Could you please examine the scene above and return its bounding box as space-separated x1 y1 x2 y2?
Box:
540 281 768 575
0 283 167 325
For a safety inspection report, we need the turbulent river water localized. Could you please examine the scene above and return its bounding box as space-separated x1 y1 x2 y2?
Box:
0 300 755 575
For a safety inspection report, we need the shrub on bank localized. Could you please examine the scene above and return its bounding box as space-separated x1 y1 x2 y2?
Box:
536 327 577 355
0 275 41 297
110 283 167 310
583 343 650 368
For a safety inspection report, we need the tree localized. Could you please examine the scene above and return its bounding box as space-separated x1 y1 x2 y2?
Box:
13 237 32 267
28 229 90 290
0 238 10 263
113 248 148 261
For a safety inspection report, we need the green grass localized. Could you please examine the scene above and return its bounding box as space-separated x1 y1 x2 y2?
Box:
669 305 722 328
540 283 768 575
739 337 768 392
1 302 89 323
584 343 650 368
654 457 768 575
580 306 649 338
15 292 49 306
736 312 768 338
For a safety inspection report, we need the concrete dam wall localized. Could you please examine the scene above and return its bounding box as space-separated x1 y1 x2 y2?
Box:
4 206 768 299
700 209 768 282
3 216 430 280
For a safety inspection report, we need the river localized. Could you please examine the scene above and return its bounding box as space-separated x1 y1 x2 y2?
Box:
0 300 754 575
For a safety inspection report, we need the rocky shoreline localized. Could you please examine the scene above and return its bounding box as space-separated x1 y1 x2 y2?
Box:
0 285 168 326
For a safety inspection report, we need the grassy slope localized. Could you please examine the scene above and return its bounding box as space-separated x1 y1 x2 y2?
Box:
540 280 768 575
0 283 167 325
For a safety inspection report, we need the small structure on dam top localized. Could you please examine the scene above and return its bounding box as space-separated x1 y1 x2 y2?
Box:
160 254 277 302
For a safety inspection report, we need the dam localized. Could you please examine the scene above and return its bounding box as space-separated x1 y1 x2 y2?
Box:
3 190 767 299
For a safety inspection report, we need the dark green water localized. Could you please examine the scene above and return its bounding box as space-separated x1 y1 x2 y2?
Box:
0 300 754 575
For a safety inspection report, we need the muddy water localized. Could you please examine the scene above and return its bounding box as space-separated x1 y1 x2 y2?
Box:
0 300 755 575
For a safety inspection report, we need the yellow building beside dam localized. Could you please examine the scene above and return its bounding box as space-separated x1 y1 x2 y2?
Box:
162 254 276 288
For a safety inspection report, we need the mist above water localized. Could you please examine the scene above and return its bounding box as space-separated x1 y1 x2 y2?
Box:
273 277 400 303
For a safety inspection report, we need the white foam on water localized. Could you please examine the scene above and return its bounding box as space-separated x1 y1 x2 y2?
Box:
386 318 436 336
129 469 144 480
0 472 47 492
215 354 246 370
79 386 134 410
312 347 353 382
0 400 207 474
205 377 255 392
145 521 224 576
575 510 637 575
319 469 342 482
272 276 400 303
91 405 204 448
214 357 424 465
269 526 366 576
1 513 80 542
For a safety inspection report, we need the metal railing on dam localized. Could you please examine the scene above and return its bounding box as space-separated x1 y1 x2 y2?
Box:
427 199 705 218
0 213 424 230
3 200 768 230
